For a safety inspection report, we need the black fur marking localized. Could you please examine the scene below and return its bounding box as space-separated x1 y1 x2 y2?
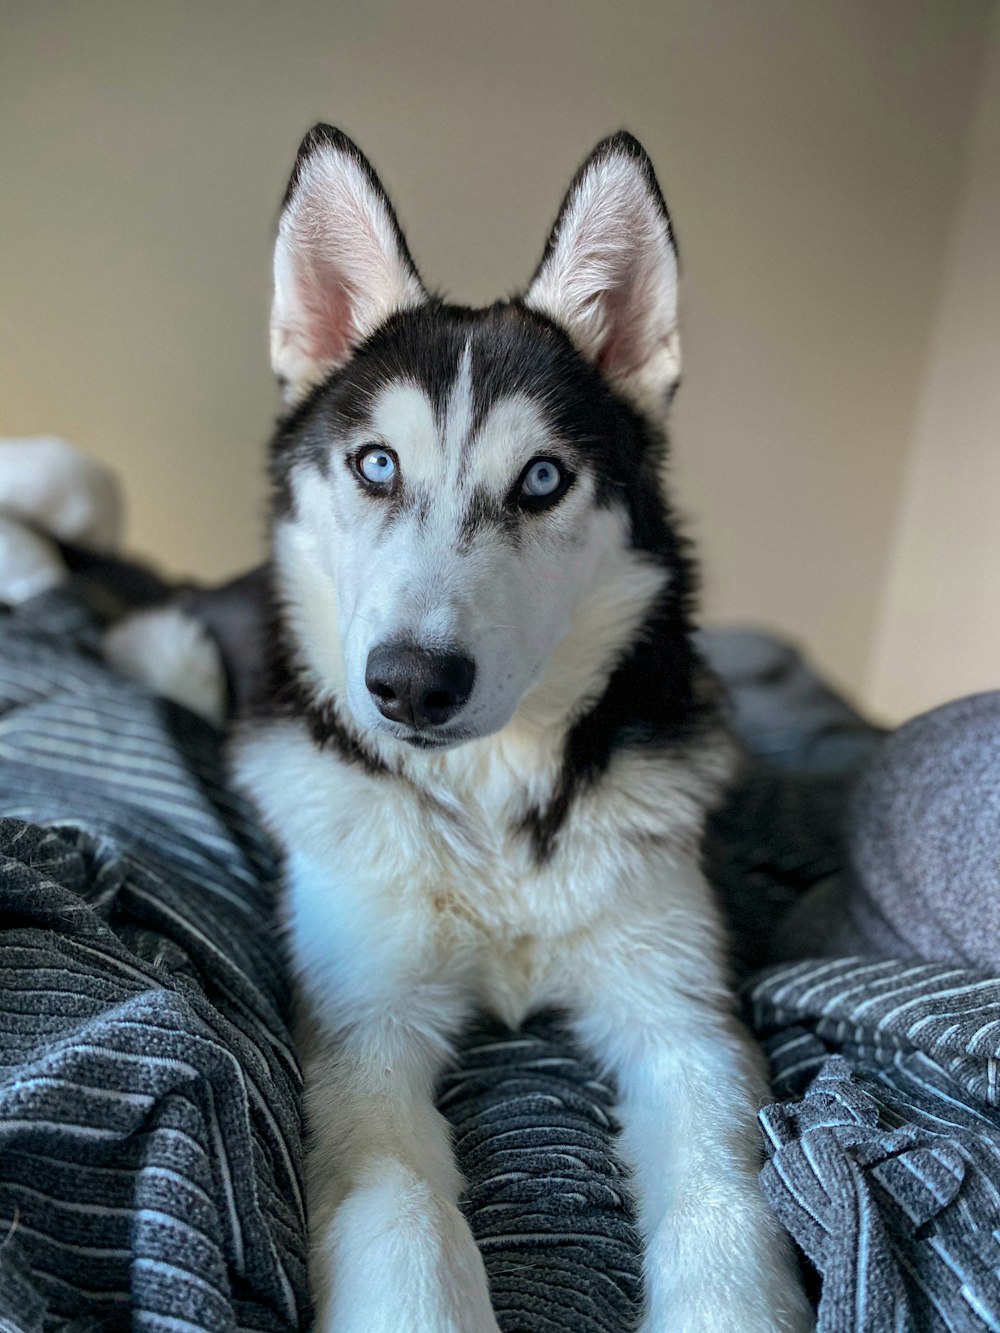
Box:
267 300 647 530
456 484 521 550
518 643 718 864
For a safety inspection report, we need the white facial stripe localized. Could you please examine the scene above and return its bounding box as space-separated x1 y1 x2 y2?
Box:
443 340 474 463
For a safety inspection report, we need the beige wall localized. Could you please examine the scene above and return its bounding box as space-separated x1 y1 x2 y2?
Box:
0 0 993 710
868 1 1000 723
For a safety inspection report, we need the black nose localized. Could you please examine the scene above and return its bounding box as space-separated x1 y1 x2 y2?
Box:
365 644 476 730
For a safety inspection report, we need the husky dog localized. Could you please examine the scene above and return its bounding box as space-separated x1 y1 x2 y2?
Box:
232 126 810 1333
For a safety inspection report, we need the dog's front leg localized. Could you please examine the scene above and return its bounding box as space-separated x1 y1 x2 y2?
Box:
562 874 812 1332
303 1003 499 1333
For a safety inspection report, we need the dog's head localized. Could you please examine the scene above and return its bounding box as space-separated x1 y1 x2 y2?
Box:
270 126 692 752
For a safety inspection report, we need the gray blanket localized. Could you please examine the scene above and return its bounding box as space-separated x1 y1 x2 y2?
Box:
1 594 998 1331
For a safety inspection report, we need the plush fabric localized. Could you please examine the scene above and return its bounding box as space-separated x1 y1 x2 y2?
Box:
778 691 1000 973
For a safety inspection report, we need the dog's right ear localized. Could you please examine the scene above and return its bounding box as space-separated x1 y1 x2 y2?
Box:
271 126 427 405
524 133 680 417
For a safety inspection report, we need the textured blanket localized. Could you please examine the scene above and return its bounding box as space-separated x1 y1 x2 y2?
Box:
752 957 1000 1332
1 591 998 1331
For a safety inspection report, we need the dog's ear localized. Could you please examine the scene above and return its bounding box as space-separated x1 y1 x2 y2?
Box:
524 133 680 415
271 125 427 405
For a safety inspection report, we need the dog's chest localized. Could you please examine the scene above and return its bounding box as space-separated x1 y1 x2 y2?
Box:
323 740 605 938
233 718 639 1015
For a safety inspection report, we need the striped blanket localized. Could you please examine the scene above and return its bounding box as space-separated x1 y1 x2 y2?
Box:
0 589 998 1331
752 958 1000 1331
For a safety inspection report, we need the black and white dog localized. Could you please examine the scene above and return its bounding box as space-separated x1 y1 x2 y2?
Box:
224 127 808 1331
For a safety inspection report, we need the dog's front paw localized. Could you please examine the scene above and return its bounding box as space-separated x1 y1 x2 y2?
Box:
312 1159 499 1333
640 1194 813 1333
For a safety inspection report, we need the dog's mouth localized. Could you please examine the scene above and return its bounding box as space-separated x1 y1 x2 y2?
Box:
383 725 468 751
403 732 449 750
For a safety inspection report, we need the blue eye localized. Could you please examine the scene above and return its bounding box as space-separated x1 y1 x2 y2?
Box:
520 458 563 500
357 447 397 486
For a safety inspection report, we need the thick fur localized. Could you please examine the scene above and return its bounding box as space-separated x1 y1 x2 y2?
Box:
230 127 812 1332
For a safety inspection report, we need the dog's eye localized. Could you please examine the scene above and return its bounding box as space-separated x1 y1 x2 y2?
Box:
518 458 565 506
356 446 397 487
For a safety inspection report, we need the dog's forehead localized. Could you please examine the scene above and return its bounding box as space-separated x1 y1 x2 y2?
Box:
332 302 618 439
365 342 557 490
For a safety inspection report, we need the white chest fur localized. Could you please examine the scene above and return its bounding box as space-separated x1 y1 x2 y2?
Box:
232 713 726 1029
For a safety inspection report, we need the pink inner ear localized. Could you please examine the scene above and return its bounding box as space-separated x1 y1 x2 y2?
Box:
595 268 648 382
298 257 358 370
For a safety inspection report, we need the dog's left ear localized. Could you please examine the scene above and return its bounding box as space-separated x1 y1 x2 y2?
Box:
524 133 680 415
271 125 427 405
